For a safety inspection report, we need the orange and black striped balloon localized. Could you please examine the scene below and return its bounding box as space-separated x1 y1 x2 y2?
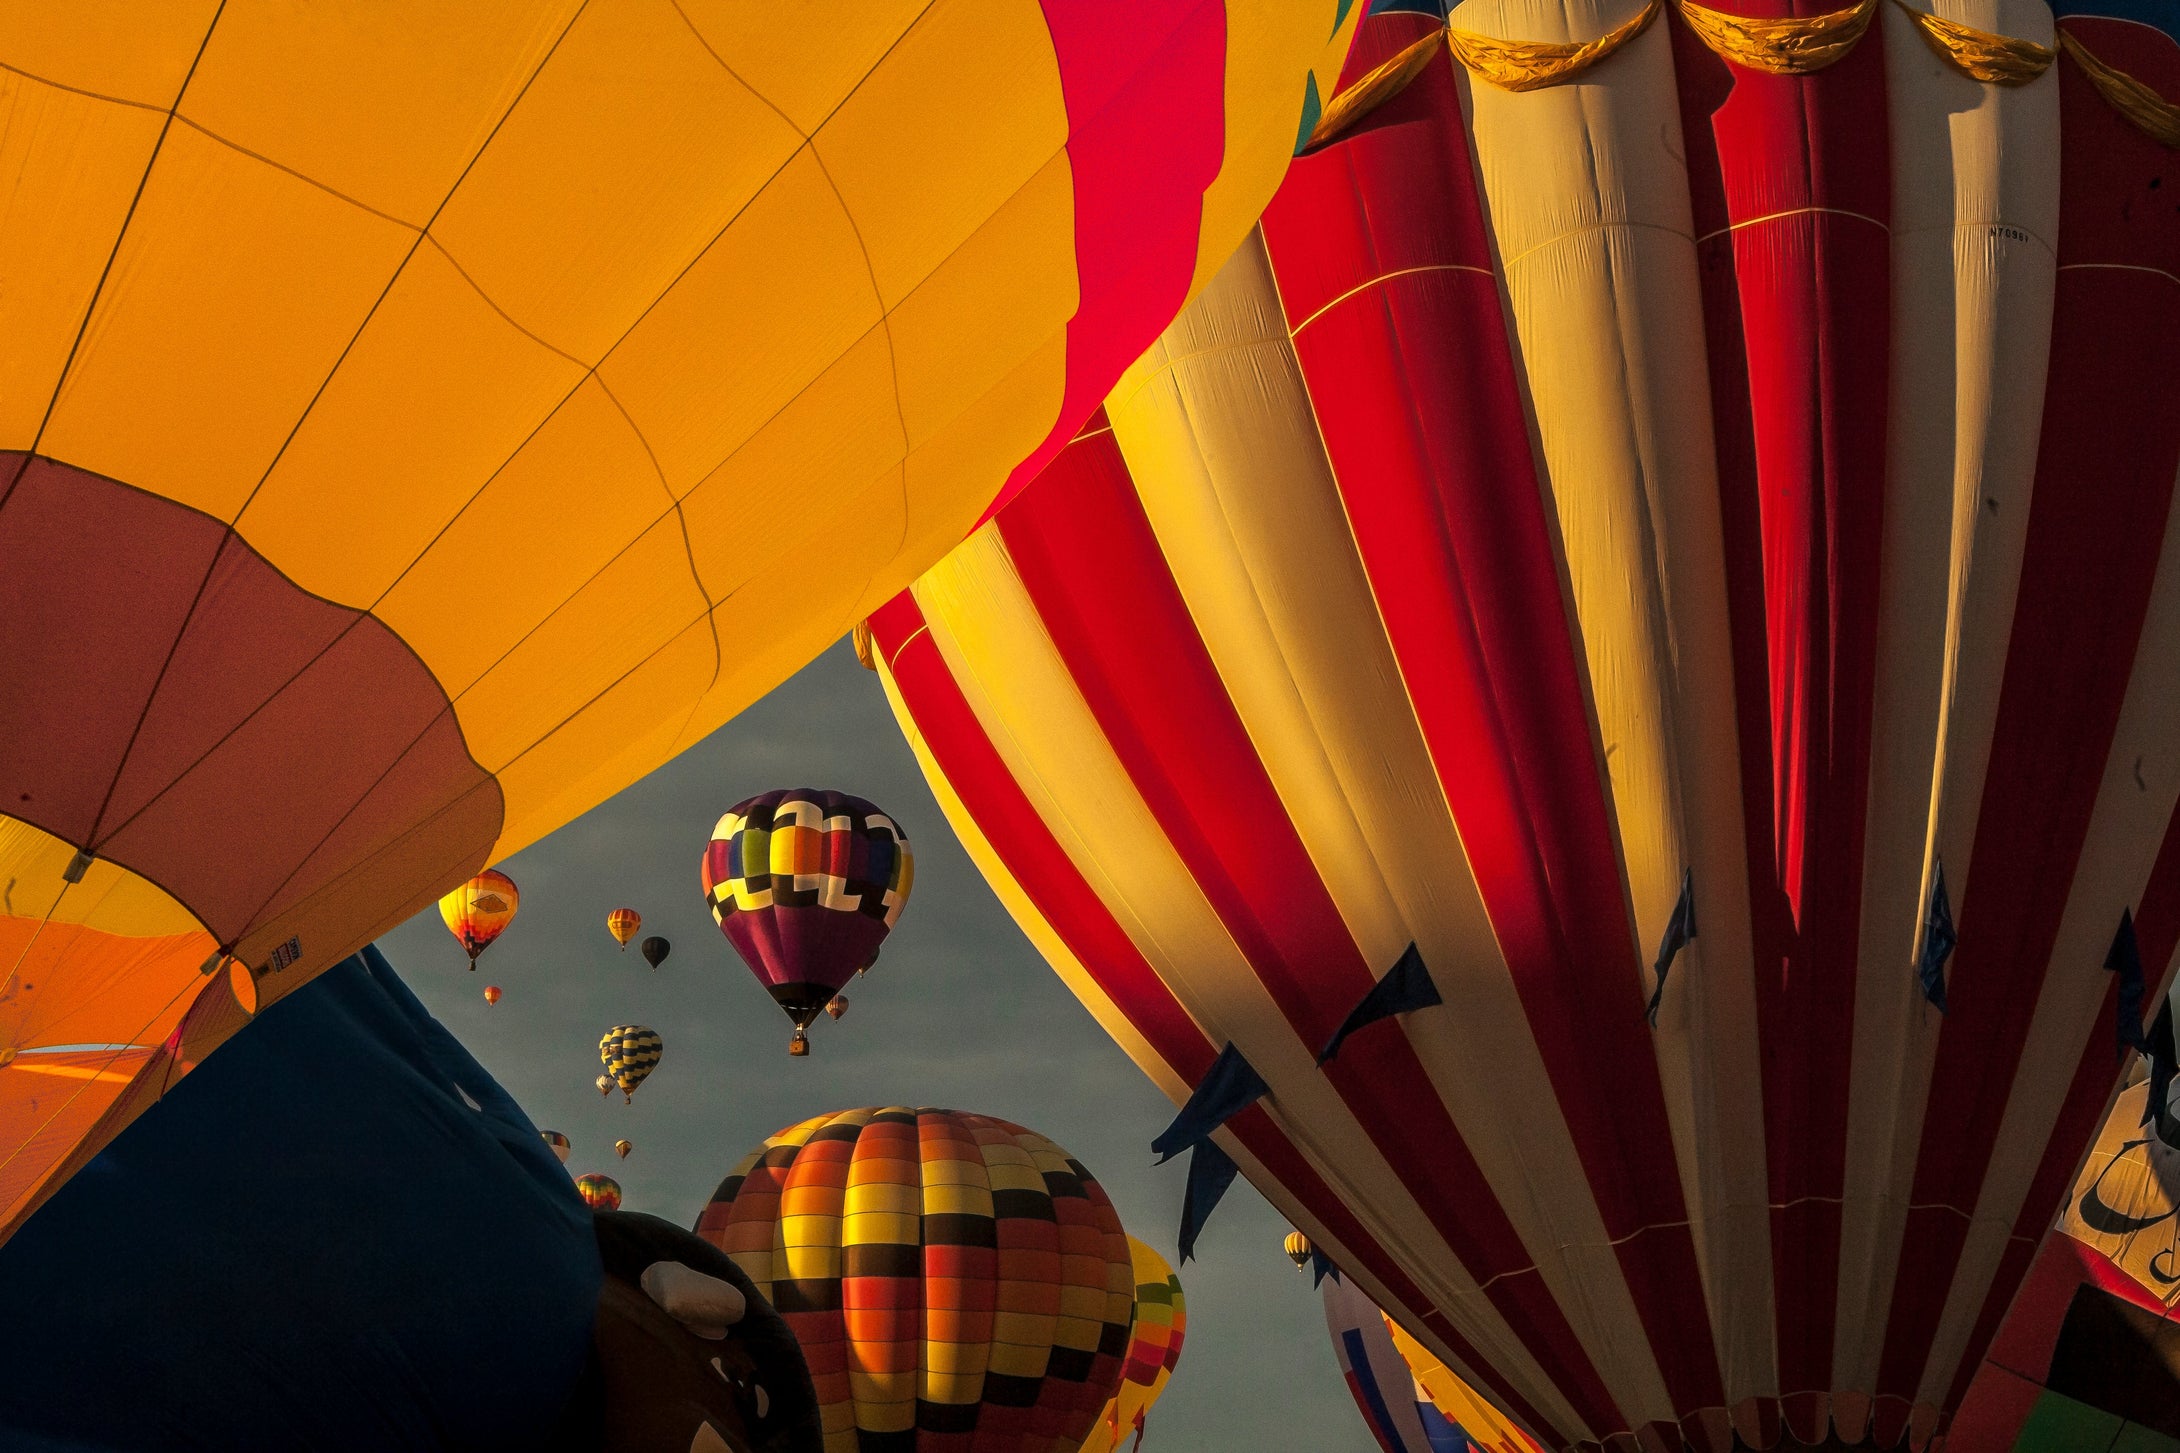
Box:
697 1107 1134 1452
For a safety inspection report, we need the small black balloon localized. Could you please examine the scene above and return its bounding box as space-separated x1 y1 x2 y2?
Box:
640 936 671 969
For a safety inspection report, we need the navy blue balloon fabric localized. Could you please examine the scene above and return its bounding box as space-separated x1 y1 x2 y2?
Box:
0 943 602 1451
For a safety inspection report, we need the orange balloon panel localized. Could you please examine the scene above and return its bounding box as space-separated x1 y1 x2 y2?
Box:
697 1107 1134 1453
0 2 1361 1248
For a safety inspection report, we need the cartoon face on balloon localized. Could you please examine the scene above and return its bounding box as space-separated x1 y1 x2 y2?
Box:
2065 1080 2180 1299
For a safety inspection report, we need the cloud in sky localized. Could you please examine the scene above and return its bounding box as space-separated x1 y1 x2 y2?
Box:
381 637 1379 1451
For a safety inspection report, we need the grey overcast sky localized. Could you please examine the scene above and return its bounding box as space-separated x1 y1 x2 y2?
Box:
379 635 1380 1452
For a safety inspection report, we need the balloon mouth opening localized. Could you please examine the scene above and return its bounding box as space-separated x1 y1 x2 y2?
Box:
768 983 838 1029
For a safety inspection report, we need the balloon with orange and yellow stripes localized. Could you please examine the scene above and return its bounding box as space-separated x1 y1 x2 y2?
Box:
697 1107 1134 1452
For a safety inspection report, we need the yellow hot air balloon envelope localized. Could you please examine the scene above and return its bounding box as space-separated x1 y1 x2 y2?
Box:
0 2 1362 1249
1284 1230 1312 1271
614 1138 632 1160
438 870 518 968
1078 1237 1188 1453
605 908 641 949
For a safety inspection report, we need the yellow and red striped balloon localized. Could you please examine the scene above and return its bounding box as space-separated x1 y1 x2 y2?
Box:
697 1107 1134 1453
0 1 1361 1251
864 2 2180 1447
605 907 641 949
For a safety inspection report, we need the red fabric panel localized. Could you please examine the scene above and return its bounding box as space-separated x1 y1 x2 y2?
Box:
975 0 1229 528
0 455 500 948
866 590 1564 1444
990 428 1627 1437
1262 13 1722 1429
1875 25 2180 1414
1667 6 1893 1424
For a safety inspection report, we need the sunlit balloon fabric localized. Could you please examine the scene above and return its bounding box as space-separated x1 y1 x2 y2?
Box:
1326 1274 1529 1453
541 1129 571 1165
1077 1237 1187 1453
597 1024 662 1102
0 1 1362 1250
701 789 913 1042
575 1173 622 1212
606 908 641 949
1949 1078 2180 1450
438 869 518 968
696 1107 1134 1452
865 0 2180 1447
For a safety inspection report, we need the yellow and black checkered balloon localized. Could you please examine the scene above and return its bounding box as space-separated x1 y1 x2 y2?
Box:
597 1025 662 1103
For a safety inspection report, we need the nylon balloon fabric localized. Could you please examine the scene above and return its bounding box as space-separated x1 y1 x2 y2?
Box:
0 0 1365 1249
439 869 519 966
1075 1237 1187 1453
1325 1275 1544 1453
598 1025 662 1101
862 1 2180 1447
0 944 600 1452
701 789 913 1031
695 1107 1134 1452
576 1173 623 1212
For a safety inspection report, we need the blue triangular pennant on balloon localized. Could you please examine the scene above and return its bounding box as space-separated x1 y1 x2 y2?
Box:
1319 943 1442 1064
1151 1044 1270 1164
1917 862 1957 1013
2110 908 2152 1057
1645 868 1697 1028
1177 1139 1240 1264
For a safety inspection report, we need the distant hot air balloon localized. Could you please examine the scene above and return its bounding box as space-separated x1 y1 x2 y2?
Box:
614 1139 632 1160
863 1 2180 1441
597 1025 661 1103
482 985 501 1006
698 1107 1133 1450
1077 1237 1188 1453
701 789 913 1055
574 1174 621 1213
437 870 517 970
1284 1231 1313 1271
639 936 671 970
594 1075 613 1099
606 908 641 949
0 5 1361 1256
824 995 849 1021
540 1130 570 1165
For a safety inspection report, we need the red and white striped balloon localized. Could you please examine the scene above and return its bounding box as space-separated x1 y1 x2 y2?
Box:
865 2 2180 1447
